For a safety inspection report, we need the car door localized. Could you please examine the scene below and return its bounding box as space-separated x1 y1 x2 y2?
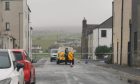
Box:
24 51 35 83
10 51 24 84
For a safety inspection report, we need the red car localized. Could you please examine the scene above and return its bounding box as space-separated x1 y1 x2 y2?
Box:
12 49 36 84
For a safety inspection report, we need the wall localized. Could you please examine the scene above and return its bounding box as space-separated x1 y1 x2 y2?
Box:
93 28 112 60
122 0 132 65
99 28 112 47
2 0 23 48
88 33 93 59
113 0 122 64
131 0 140 66
0 0 30 51
113 0 132 65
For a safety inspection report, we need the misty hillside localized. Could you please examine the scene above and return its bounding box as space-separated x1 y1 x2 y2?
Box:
32 29 81 51
33 26 82 33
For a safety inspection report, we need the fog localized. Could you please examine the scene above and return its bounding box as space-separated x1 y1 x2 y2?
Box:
28 0 113 32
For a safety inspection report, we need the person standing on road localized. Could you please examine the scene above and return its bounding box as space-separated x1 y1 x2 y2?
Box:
65 48 69 64
68 51 74 67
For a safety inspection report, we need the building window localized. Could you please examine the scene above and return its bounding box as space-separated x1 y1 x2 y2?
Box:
101 30 107 37
134 32 137 50
6 22 10 31
5 2 10 10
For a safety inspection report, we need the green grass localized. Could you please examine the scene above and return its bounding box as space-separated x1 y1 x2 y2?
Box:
32 53 50 61
32 32 58 51
32 31 81 52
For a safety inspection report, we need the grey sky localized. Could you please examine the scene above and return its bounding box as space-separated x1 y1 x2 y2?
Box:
28 0 113 29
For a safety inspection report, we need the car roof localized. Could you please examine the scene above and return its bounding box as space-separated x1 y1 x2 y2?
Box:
58 47 74 52
0 49 10 52
11 49 25 52
51 49 58 50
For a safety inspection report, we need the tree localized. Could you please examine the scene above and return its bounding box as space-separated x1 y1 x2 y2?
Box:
95 46 112 59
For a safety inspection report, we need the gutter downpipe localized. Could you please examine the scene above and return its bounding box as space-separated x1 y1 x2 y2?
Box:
120 0 124 65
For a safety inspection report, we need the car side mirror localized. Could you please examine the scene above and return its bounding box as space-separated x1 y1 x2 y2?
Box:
16 63 24 71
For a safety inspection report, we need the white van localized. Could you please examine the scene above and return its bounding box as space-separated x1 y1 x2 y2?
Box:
50 49 58 62
0 49 24 84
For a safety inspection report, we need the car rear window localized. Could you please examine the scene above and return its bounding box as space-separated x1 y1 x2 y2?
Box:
13 52 23 61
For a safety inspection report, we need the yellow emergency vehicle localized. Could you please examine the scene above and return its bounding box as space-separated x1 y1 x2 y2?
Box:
56 47 74 64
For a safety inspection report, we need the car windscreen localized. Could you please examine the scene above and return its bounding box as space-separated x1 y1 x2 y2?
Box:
13 52 23 61
51 50 58 53
0 52 11 69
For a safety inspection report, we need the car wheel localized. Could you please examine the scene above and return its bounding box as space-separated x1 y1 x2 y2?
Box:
31 82 36 84
50 58 53 62
25 81 30 84
31 80 36 84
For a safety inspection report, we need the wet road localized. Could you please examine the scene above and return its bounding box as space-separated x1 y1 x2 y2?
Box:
35 59 129 84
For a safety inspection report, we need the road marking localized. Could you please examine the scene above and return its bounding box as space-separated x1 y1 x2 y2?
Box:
73 76 79 81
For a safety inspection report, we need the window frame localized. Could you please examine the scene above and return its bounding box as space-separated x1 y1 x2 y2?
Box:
101 30 107 38
6 22 10 31
5 2 10 11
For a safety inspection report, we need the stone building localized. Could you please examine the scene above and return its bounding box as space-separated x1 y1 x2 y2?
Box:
113 0 140 66
0 0 31 51
81 17 112 59
87 17 112 60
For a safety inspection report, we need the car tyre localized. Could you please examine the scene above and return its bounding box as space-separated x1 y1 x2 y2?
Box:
31 75 36 84
50 58 53 62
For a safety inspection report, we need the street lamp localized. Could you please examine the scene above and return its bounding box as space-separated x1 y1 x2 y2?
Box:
19 12 23 48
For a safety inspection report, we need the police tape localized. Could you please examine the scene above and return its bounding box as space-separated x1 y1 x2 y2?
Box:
32 53 112 55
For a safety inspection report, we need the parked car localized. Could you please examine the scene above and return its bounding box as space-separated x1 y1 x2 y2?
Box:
104 55 112 64
12 49 36 84
50 49 58 62
0 49 24 84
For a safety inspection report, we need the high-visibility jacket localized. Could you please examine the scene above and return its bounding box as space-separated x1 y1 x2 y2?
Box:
58 52 65 60
68 52 74 61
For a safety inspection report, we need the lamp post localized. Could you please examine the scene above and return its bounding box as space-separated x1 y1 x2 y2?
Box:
19 12 23 48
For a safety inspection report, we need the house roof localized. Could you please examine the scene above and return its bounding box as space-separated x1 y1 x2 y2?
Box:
98 16 112 28
87 24 99 35
85 16 112 35
87 24 99 29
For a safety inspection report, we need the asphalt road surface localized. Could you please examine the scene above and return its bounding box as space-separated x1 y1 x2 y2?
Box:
35 59 129 84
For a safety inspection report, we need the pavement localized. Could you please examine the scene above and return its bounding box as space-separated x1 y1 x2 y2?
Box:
34 58 132 84
87 60 140 84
